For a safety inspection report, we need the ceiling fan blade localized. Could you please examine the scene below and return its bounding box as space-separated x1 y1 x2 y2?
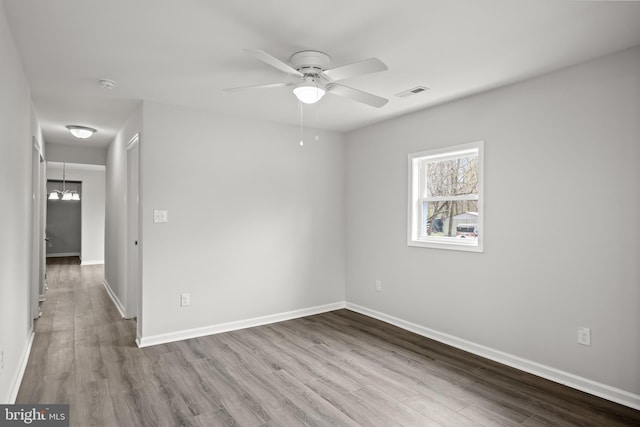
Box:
322 58 387 82
224 82 293 92
328 84 388 108
244 49 303 77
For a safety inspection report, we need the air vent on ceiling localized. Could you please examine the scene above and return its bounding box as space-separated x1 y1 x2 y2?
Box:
395 86 429 98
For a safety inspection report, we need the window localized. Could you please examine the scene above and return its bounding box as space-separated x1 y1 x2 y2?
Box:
408 141 484 252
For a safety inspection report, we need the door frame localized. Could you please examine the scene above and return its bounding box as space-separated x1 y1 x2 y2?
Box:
30 139 45 319
125 133 142 340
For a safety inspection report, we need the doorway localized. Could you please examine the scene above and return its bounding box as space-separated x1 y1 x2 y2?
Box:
46 179 82 259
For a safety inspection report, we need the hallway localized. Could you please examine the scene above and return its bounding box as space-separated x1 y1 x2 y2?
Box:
16 257 139 424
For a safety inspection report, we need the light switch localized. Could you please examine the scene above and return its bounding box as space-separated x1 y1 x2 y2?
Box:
154 210 168 223
180 293 190 307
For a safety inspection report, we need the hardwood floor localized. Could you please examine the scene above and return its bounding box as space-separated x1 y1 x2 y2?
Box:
17 258 640 426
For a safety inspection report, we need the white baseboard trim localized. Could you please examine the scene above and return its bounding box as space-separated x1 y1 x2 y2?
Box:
46 252 80 258
346 303 640 411
102 280 126 319
135 334 142 348
7 331 35 403
81 260 104 266
137 301 346 348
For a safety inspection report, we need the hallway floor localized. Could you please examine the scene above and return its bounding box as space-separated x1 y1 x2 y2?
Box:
17 257 138 424
16 258 640 426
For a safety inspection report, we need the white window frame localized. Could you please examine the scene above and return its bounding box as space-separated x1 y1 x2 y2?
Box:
408 141 484 252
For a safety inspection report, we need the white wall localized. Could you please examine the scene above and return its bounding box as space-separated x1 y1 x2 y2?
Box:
105 106 142 313
0 2 39 403
46 143 106 166
346 46 640 400
139 101 346 339
47 163 106 264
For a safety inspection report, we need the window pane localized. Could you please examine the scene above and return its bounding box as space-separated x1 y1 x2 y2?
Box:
423 155 478 198
422 200 478 238
409 141 483 252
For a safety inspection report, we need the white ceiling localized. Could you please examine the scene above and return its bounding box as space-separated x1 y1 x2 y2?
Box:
4 0 640 149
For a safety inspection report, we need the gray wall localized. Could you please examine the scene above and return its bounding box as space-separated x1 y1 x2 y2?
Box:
345 46 640 397
46 180 81 256
138 101 346 338
0 2 41 403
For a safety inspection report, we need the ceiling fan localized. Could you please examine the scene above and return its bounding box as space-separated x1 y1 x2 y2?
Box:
225 49 389 108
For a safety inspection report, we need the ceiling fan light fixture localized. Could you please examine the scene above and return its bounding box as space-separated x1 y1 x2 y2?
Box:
48 191 59 200
293 83 326 104
66 125 97 139
231 49 388 108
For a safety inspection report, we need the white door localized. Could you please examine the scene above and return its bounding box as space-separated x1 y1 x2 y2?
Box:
39 152 46 301
126 134 140 323
30 142 43 319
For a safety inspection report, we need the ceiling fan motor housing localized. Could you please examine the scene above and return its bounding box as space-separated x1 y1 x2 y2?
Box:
290 50 331 75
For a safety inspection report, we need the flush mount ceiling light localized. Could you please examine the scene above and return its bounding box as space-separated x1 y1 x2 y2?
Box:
66 125 96 139
293 77 326 104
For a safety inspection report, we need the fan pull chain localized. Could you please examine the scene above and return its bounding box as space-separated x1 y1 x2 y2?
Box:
315 103 319 141
299 102 304 146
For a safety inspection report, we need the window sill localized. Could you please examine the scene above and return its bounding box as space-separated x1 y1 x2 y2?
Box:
408 238 484 253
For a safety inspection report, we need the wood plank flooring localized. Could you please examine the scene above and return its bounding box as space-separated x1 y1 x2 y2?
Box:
17 257 640 426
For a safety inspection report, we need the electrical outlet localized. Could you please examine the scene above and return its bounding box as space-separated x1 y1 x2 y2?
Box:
578 327 591 346
375 280 382 292
180 293 190 307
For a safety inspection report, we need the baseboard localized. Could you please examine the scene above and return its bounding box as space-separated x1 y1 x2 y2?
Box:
81 259 104 266
102 280 126 319
46 252 80 258
346 303 640 411
137 301 347 348
7 331 35 403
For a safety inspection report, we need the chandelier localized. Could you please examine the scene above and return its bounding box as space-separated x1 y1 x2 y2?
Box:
48 163 80 201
